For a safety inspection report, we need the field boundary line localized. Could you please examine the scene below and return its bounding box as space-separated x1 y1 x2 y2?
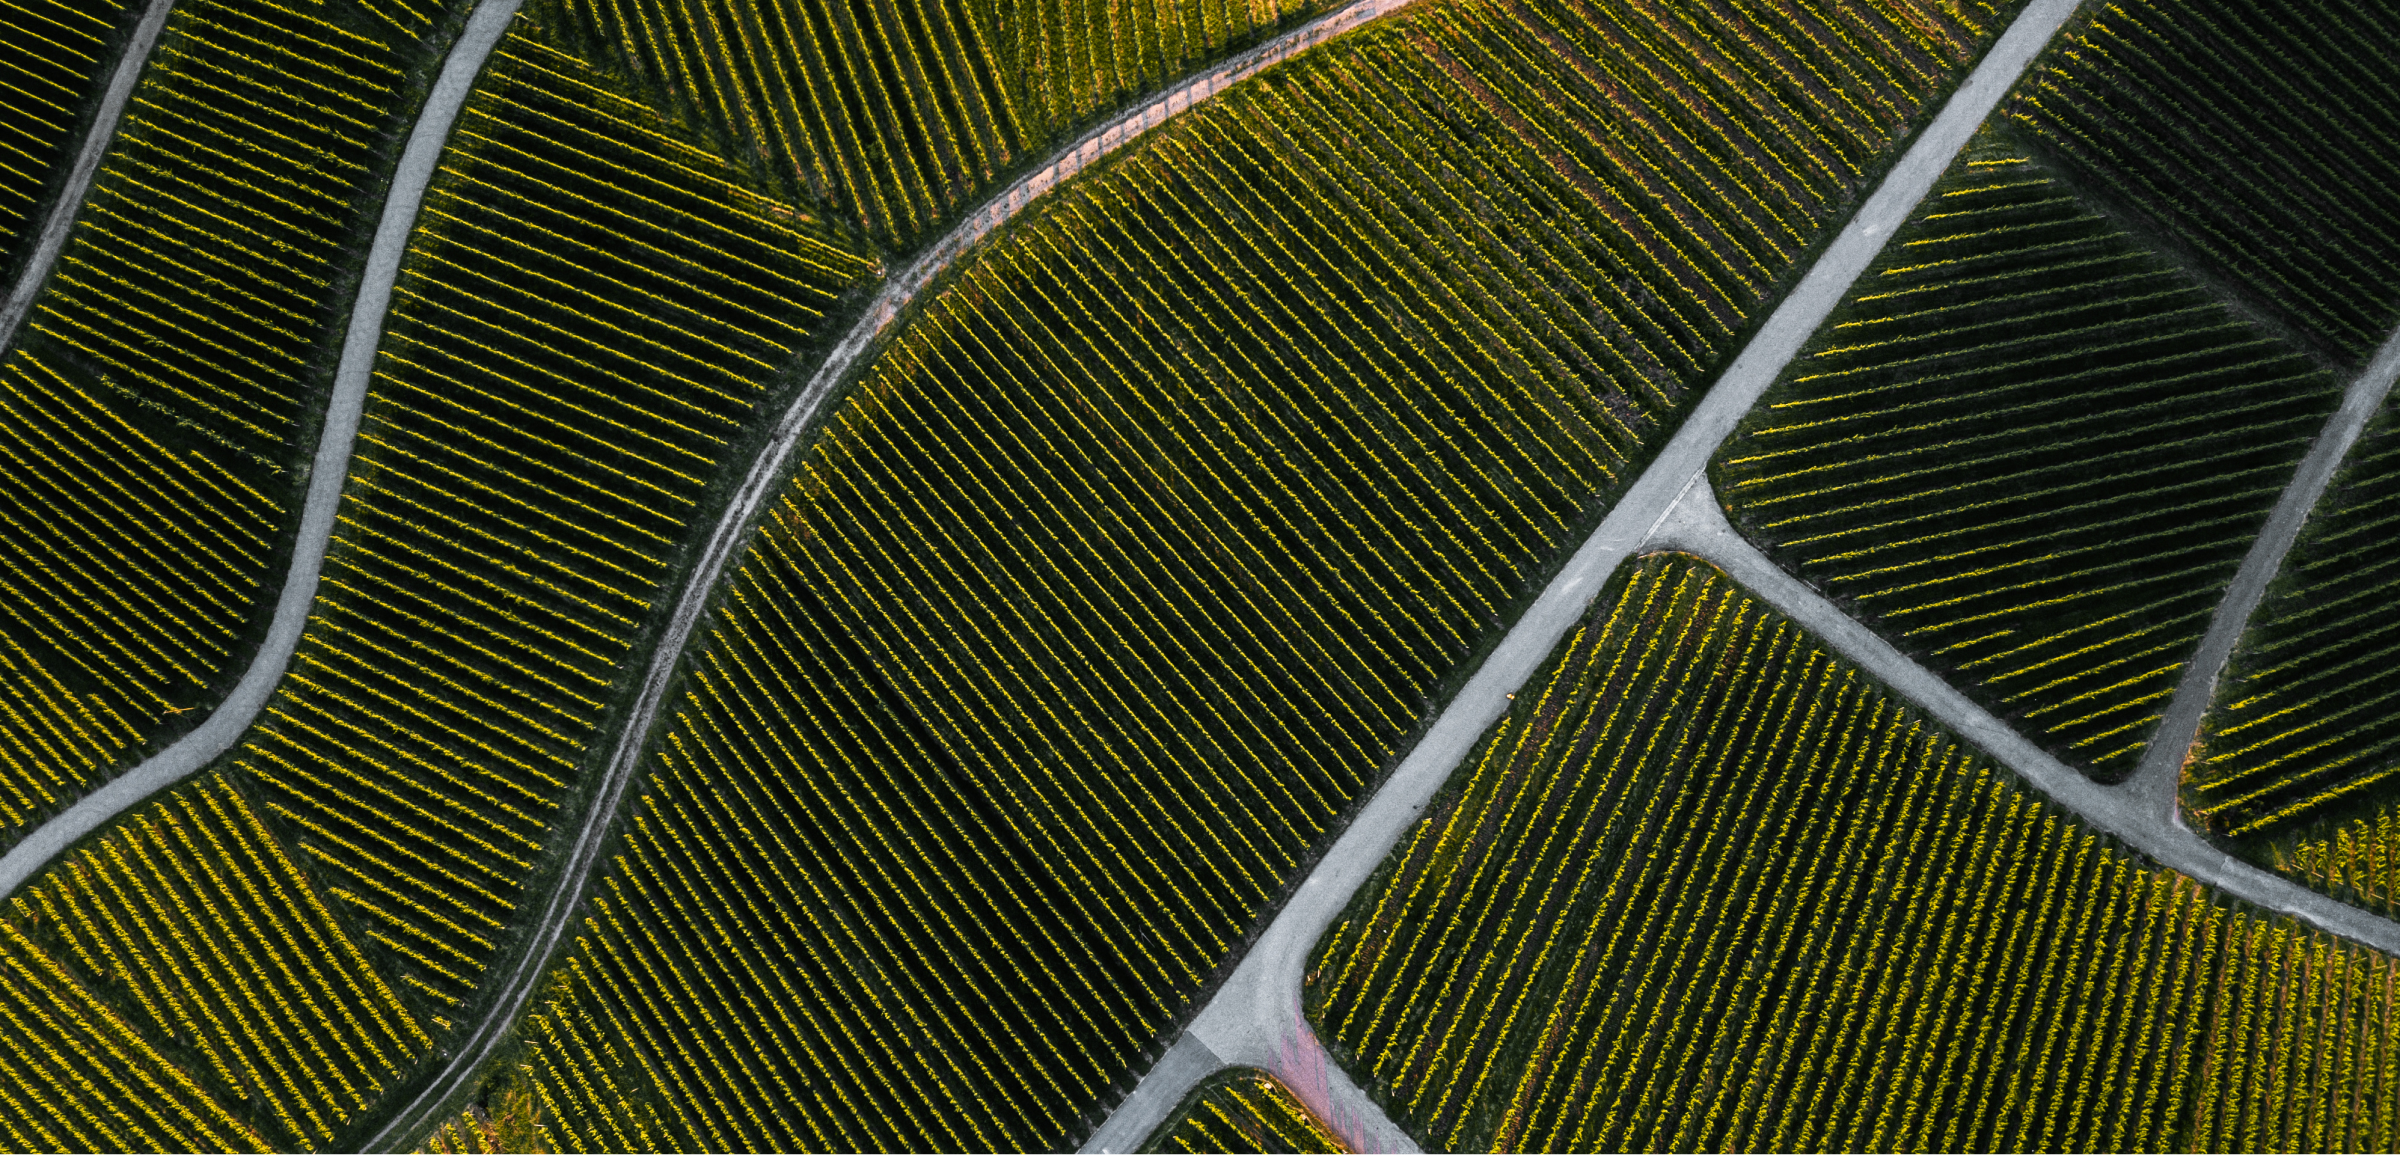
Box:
1080 0 2086 1146
0 0 177 351
1651 480 2400 955
353 1 1431 1145
0 0 526 899
2125 323 2400 816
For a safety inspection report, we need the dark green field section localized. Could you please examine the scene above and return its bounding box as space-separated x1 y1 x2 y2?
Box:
1307 552 2400 1154
0 774 430 1149
1713 139 2340 779
506 0 2010 1148
542 0 1336 247
0 0 135 286
2007 0 2400 366
222 32 873 1013
1140 1068 1347 1154
0 19 878 1145
0 0 436 852
2191 401 2400 907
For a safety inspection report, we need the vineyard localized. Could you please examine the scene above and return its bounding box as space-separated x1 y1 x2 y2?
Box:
1713 138 2341 778
1309 552 2400 1152
0 0 423 847
505 0 2012 1148
220 31 875 1012
2008 0 2400 365
0 773 425 1150
542 0 1334 247
0 0 132 286
1141 1068 1347 1154
2191 399 2400 900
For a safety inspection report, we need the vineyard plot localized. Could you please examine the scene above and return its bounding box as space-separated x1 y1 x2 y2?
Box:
2008 0 2400 366
544 0 1336 247
1140 1068 1348 1154
0 0 440 854
0 773 426 1150
1714 137 2341 778
2192 398 2400 911
1309 551 2400 1153
0 0 137 288
507 0 2013 1148
222 31 876 1013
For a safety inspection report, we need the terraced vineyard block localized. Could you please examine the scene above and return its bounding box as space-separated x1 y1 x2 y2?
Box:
226 33 876 1012
0 0 425 852
1309 552 2400 1153
1715 138 2341 778
0 0 136 286
510 0 2009 1147
2194 401 2400 904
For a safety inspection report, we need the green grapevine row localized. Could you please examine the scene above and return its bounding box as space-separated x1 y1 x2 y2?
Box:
1140 1068 1348 1154
1714 140 2340 777
1309 552 2400 1153
0 0 133 285
507 0 2008 1148
222 32 875 1013
0 774 425 1150
2008 0 2400 365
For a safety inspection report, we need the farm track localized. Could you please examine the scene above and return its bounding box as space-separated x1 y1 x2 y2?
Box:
356 0 1423 1145
2127 325 2400 816
1650 475 2400 957
0 0 527 897
0 0 175 349
1083 0 2087 1144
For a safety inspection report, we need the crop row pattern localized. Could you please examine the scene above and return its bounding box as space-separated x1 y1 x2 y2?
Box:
1310 552 2400 1153
224 32 875 1013
2008 0 2400 365
1140 1068 1348 1154
542 0 1347 247
1715 141 2340 778
0 0 133 285
2192 395 2400 895
0 0 409 847
0 774 425 1150
511 0 2007 1148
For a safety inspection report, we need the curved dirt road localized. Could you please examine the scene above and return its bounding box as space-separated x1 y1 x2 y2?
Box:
357 0 1424 1145
0 0 526 899
0 0 176 348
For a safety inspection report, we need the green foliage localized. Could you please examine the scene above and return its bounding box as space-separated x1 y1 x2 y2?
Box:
0 0 417 848
1309 552 2400 1153
1141 1068 1347 1154
541 0 1332 248
2009 0 2400 365
1 774 426 1149
226 33 875 1013
1715 138 2340 777
2192 399 2400 877
0 0 134 286
509 0 2006 1148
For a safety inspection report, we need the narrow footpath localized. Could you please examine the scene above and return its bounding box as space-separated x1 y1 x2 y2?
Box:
1082 0 2087 1144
